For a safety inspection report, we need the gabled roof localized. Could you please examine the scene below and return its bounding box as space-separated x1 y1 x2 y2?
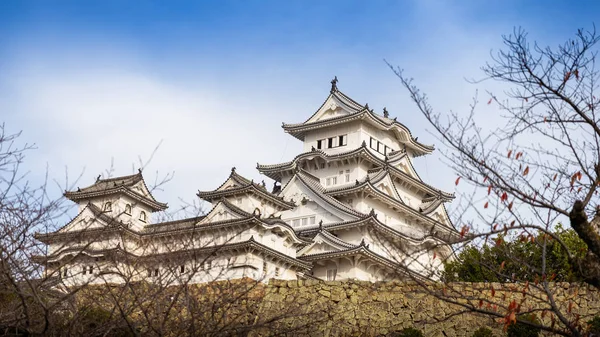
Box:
197 168 295 210
257 144 453 201
326 168 403 202
297 228 355 256
36 237 312 269
36 199 311 245
279 169 365 219
298 213 458 245
64 170 168 211
281 79 434 156
298 241 427 281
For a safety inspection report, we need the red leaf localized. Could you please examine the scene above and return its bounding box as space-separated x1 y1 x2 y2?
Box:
491 286 496 297
484 201 489 209
523 166 529 176
501 192 508 202
483 176 488 183
455 177 461 185
433 252 437 259
500 261 506 271
479 299 483 307
508 201 513 211
568 301 573 313
577 187 582 193
565 71 571 82
487 98 492 105
507 150 513 158
553 173 557 181
488 185 492 195
544 116 548 123
574 69 579 80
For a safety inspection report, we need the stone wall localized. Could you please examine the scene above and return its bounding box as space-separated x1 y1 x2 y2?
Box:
255 279 600 336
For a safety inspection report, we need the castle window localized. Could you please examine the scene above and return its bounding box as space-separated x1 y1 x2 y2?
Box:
139 211 147 222
345 170 350 182
327 269 337 281
125 204 132 215
154 269 159 277
180 265 186 274
327 137 334 148
89 266 94 274
339 135 347 146
275 267 280 277
63 268 68 277
104 202 112 212
301 218 307 226
326 178 331 186
292 219 300 227
309 216 316 225
320 163 325 169
317 139 323 149
331 176 337 185
147 269 152 277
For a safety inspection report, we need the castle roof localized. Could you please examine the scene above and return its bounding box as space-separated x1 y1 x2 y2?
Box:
197 168 295 210
281 80 434 157
297 212 459 245
35 199 310 246
35 237 312 270
64 171 167 211
258 145 454 201
298 241 427 281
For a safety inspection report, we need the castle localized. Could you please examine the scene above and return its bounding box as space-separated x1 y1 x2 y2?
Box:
35 78 458 286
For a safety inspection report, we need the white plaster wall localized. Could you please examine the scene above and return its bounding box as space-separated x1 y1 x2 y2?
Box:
302 121 361 154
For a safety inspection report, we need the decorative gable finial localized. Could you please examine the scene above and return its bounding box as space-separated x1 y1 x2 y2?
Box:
330 76 338 93
361 140 367 147
231 167 236 173
96 174 101 182
383 107 389 118
311 146 316 151
360 238 365 246
138 168 142 174
261 180 266 188
370 208 375 216
364 103 369 110
319 220 323 229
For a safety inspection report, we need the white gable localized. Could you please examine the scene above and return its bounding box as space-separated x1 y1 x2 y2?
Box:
131 180 152 198
298 231 354 256
373 173 402 202
279 175 357 224
59 206 109 232
305 94 360 124
199 201 247 224
215 176 244 192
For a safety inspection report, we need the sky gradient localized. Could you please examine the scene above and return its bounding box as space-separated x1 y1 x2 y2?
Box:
1 0 598 220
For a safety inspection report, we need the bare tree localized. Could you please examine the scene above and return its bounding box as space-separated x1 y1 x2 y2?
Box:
386 26 600 335
0 123 327 336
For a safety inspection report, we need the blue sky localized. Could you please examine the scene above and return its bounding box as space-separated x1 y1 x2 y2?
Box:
0 0 598 220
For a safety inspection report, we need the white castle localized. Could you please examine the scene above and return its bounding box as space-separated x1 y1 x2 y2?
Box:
35 78 458 286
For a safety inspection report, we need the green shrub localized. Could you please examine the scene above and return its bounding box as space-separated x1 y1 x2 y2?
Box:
587 316 600 335
472 326 494 337
388 327 424 337
506 313 541 337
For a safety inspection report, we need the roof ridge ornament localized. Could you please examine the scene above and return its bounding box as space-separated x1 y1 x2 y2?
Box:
138 168 142 174
231 166 236 173
96 174 101 182
330 76 338 93
361 140 367 147
383 107 389 118
365 103 369 110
